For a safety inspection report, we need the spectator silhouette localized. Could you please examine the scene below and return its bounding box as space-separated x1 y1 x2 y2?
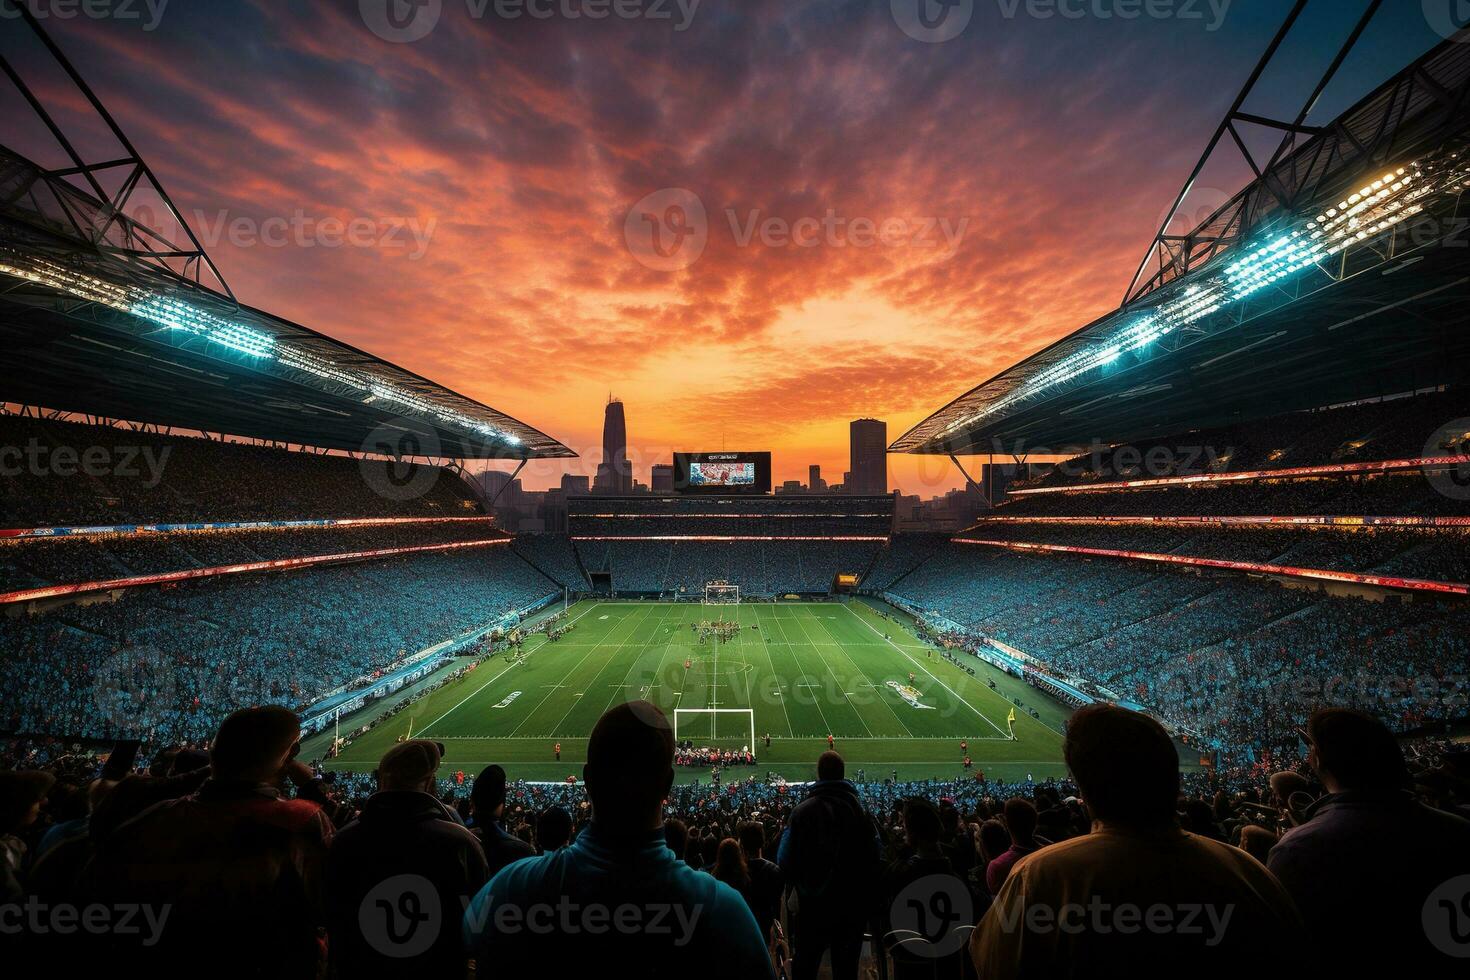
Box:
739 819 784 942
1268 708 1470 969
326 739 488 979
777 750 881 980
535 805 573 853
462 701 773 978
971 704 1300 977
880 797 973 979
985 797 1038 894
469 764 535 877
82 705 332 978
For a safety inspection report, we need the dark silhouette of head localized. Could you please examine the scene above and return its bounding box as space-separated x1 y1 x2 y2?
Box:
978 818 1011 862
737 820 766 858
1306 707 1407 793
817 751 845 782
1002 797 1038 845
903 798 943 849
209 706 300 784
1065 703 1179 829
713 837 749 889
471 764 510 819
536 806 573 852
584 701 674 835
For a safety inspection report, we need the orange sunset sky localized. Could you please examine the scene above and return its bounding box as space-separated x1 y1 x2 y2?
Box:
8 1 1440 493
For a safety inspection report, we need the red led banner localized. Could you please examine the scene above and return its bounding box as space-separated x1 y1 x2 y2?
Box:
971 515 1470 528
952 537 1469 596
570 536 889 542
0 536 512 606
0 515 497 542
1007 455 1470 496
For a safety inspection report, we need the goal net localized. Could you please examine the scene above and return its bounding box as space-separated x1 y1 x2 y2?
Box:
673 707 756 746
703 581 740 605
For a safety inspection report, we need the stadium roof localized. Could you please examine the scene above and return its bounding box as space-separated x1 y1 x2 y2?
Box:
894 23 1470 457
0 11 573 461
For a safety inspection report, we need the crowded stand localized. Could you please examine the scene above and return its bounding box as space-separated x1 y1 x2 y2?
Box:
0 547 559 745
877 542 1470 766
576 539 884 596
511 532 589 590
2 700 1466 973
0 413 482 526
956 522 1470 584
995 471 1470 518
1013 386 1470 491
0 520 511 594
566 493 895 538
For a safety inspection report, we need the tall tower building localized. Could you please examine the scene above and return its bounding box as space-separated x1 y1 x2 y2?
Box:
809 464 826 493
849 418 888 495
595 397 633 494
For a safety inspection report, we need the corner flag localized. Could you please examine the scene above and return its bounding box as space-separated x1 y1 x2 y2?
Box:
1006 707 1017 739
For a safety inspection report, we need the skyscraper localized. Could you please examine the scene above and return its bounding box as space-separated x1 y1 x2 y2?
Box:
849 418 888 495
594 397 633 494
809 464 826 493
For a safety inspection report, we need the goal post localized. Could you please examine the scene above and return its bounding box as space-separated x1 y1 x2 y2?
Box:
673 708 757 747
703 581 740 605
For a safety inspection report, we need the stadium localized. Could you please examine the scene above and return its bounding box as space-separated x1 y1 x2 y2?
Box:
2 1 1469 976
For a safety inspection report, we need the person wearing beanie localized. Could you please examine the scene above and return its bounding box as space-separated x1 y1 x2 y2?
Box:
468 762 535 877
326 739 488 980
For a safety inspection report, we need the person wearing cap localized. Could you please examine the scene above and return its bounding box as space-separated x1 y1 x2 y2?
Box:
1 769 54 902
463 701 773 979
469 763 536 877
326 739 488 980
81 705 332 978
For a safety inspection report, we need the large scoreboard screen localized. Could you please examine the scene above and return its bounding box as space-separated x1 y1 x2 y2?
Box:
673 452 772 495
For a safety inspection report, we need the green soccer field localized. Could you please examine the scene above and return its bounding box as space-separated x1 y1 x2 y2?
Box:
320 599 1073 784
